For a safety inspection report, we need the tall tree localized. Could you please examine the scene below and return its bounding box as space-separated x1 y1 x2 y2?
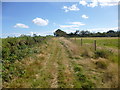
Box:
54 29 67 37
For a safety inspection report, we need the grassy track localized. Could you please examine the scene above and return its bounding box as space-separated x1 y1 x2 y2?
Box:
3 37 118 88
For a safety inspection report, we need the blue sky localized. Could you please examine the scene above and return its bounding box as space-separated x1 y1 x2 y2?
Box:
2 1 118 37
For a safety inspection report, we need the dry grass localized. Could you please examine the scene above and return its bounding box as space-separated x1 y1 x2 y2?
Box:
102 63 118 88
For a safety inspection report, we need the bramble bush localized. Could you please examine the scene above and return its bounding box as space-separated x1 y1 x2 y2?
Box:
2 35 52 83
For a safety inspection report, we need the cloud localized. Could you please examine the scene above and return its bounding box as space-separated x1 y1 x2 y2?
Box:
61 28 80 34
99 1 118 7
32 17 49 26
60 22 85 28
29 31 53 36
79 0 118 7
82 14 89 19
69 22 85 26
62 4 80 12
59 24 80 28
87 0 98 8
79 0 87 6
59 22 85 33
2 33 21 38
14 23 29 28
87 27 118 32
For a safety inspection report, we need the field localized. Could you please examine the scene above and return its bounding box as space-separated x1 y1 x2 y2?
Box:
2 37 119 88
72 37 118 49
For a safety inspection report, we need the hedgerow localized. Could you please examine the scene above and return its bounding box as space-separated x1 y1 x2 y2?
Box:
2 35 52 83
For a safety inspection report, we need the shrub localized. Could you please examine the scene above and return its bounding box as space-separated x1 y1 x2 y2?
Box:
95 60 107 69
94 49 118 63
2 35 50 83
76 72 94 88
74 65 82 72
94 49 111 59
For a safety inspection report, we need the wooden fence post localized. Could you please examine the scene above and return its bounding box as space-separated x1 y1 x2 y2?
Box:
94 40 96 51
81 38 82 46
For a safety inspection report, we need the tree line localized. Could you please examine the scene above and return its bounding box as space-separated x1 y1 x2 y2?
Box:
54 29 119 37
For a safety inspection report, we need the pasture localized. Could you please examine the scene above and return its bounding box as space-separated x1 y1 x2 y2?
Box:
71 37 118 48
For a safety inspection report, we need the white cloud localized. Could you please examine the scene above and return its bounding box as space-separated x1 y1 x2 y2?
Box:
59 22 85 33
62 4 80 12
69 22 85 26
87 27 118 32
87 0 98 8
60 22 85 28
82 14 89 19
14 23 29 28
79 0 118 7
79 0 87 6
60 25 78 28
99 2 118 7
2 33 21 38
61 28 80 34
29 31 53 36
32 17 49 26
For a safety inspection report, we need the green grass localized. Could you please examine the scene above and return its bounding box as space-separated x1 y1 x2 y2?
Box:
71 37 119 63
72 63 95 88
72 37 118 49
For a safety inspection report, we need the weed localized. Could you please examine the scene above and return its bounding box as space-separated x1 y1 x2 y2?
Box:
95 60 107 69
76 72 94 88
72 63 94 88
74 65 82 72
94 49 111 59
94 49 118 63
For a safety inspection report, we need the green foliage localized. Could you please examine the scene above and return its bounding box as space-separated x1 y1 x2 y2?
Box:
54 29 67 37
73 64 94 88
2 36 48 61
94 50 109 58
54 29 119 37
67 30 118 37
2 60 25 82
74 65 82 72
76 72 94 88
2 35 50 83
94 49 118 63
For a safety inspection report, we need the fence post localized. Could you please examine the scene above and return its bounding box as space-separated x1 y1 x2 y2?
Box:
94 40 96 51
81 38 82 46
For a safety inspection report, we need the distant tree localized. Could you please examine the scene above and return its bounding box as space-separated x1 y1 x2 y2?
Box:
116 30 120 37
79 30 90 37
67 32 74 37
107 30 115 33
107 30 116 37
54 29 118 37
74 30 79 35
33 34 37 37
54 29 67 37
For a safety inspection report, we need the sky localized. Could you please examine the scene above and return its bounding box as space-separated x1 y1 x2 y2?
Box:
2 0 118 38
